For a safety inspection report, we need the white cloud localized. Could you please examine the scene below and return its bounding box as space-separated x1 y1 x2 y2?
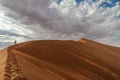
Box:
49 0 120 41
0 5 34 44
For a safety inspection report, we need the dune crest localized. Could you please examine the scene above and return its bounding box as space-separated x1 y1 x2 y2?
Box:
0 38 120 80
79 38 87 43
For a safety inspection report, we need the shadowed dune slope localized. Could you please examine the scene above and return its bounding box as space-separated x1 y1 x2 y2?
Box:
1 38 120 80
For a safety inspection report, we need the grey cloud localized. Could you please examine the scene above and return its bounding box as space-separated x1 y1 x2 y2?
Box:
0 30 30 38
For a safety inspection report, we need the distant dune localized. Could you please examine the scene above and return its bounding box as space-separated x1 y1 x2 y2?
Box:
0 38 120 80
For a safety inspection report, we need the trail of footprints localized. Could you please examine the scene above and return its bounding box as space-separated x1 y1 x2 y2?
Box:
4 49 27 80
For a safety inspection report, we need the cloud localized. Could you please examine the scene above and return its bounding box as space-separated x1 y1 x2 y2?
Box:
49 0 120 40
0 0 120 47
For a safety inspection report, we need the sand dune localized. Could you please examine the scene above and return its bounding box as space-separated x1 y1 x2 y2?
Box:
0 38 120 80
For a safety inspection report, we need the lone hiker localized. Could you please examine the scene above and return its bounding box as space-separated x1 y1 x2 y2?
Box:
14 40 17 44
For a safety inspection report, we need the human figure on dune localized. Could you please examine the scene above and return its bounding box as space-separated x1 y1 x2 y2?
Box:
14 40 17 45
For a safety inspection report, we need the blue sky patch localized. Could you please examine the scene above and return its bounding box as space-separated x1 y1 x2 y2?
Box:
76 0 83 4
56 0 120 8
56 0 62 4
100 0 120 8
112 36 120 42
115 15 120 20
100 2 112 8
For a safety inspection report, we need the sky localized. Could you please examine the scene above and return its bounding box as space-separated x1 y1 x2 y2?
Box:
0 0 120 49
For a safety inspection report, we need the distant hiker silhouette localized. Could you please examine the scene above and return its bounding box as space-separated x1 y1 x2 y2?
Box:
14 40 17 44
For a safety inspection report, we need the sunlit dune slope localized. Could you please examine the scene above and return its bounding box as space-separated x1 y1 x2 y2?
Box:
0 49 7 80
1 38 120 80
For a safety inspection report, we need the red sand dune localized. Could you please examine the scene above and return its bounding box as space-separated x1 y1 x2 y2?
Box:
0 38 120 80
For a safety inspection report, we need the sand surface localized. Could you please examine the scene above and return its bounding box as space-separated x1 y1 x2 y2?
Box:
0 49 7 80
0 38 120 80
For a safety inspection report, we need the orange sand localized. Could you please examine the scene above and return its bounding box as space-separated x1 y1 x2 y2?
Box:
0 38 120 80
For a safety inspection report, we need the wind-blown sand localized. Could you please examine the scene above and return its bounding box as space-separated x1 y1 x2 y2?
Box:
0 38 120 80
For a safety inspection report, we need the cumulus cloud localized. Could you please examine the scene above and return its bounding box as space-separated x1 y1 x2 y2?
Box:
50 0 120 38
0 0 120 47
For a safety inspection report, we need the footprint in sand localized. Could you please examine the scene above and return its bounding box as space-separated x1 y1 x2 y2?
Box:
4 49 27 80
